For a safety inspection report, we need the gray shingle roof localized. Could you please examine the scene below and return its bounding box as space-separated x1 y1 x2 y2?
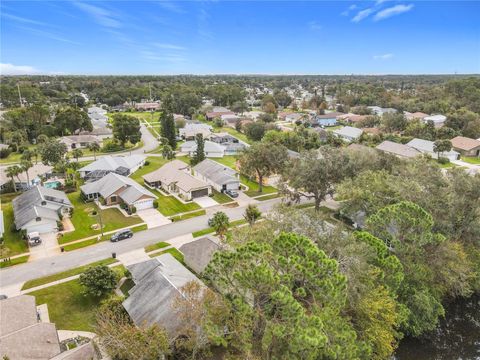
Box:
179 237 220 274
193 159 239 186
333 126 363 139
123 254 204 337
376 140 421 158
143 160 209 192
79 155 145 173
12 186 72 228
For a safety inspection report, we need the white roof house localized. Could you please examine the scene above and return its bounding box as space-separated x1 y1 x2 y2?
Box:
333 126 363 142
193 159 240 192
179 123 213 140
406 138 460 161
181 140 225 158
423 114 446 128
376 140 421 158
78 155 146 179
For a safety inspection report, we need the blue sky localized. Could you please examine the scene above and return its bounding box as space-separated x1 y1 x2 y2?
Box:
1 1 479 75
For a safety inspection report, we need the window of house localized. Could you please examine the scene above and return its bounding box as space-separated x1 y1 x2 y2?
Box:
110 195 117 202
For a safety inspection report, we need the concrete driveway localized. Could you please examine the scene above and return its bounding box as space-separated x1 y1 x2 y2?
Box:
137 209 171 228
29 233 60 261
194 197 218 208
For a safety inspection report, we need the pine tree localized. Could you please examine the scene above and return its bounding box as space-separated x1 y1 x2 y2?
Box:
191 133 206 165
160 111 177 149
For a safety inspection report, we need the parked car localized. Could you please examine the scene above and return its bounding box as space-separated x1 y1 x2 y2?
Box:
110 229 133 242
27 232 42 246
225 189 239 198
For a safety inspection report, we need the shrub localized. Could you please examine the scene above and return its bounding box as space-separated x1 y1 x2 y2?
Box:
144 160 150 166
152 200 159 209
0 148 12 159
79 265 117 297
130 206 137 214
56 220 64 231
438 157 450 164
102 141 124 153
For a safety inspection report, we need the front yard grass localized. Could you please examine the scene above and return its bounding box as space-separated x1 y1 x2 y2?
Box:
461 156 480 165
212 156 238 170
256 193 281 201
144 241 169 253
148 188 201 216
28 279 101 332
21 258 118 290
171 210 206 222
192 219 248 238
0 255 29 268
59 192 142 244
1 195 28 256
130 157 169 183
241 175 277 197
211 190 233 204
150 247 185 264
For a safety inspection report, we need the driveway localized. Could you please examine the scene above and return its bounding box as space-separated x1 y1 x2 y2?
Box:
29 232 61 261
194 197 218 208
137 209 171 228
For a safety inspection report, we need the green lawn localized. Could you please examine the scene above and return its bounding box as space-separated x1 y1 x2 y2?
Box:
150 248 185 264
171 210 206 222
144 241 169 253
241 175 277 197
147 187 201 216
130 157 169 182
212 156 238 170
461 156 480 165
0 255 29 268
28 279 101 331
59 192 142 244
0 145 37 164
192 219 248 238
1 195 28 255
216 127 252 144
211 190 233 204
22 258 118 290
256 193 282 201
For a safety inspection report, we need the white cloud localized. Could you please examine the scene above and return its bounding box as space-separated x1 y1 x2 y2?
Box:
155 0 184 13
74 2 121 28
341 4 358 16
17 25 80 45
0 63 40 75
308 21 322 30
352 8 374 23
373 53 394 60
2 13 48 26
374 4 414 21
375 0 388 5
153 43 186 50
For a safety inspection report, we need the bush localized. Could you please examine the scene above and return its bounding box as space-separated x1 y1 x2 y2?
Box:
0 148 12 159
144 160 150 166
102 141 124 153
152 200 159 209
100 198 106 206
56 220 64 231
438 157 450 164
79 265 117 297
130 206 137 214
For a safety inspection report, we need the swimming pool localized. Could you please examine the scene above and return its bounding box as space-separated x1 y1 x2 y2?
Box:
44 181 61 189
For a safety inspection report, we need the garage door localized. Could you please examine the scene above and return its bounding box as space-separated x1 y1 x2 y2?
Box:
134 199 154 210
191 188 209 198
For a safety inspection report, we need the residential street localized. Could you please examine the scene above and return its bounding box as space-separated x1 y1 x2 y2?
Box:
0 198 283 293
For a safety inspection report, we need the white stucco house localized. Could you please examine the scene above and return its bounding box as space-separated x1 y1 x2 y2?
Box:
181 141 225 158
193 159 240 192
406 138 460 161
332 126 363 142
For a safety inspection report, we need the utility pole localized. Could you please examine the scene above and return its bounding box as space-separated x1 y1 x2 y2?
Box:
149 83 152 101
96 201 104 237
17 83 24 108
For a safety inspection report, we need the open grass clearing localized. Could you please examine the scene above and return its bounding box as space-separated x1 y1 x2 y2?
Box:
21 258 118 290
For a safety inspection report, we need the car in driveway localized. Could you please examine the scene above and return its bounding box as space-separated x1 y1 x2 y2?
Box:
27 232 42 246
110 229 133 242
225 189 239 198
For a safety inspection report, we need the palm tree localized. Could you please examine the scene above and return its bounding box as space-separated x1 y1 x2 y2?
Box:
71 148 83 162
87 142 100 160
20 160 33 188
5 165 21 193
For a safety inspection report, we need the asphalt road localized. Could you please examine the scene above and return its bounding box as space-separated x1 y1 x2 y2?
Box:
0 198 282 290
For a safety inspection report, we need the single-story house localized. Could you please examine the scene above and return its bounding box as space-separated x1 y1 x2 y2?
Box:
81 172 156 210
179 123 213 140
338 113 368 124
333 126 363 142
77 126 112 140
134 102 160 111
78 155 146 179
209 133 248 155
285 113 305 123
123 254 205 338
243 111 264 121
12 186 72 234
179 236 220 274
376 140 421 158
206 107 234 121
423 114 446 128
406 138 460 161
143 160 211 200
367 106 397 116
221 114 240 126
60 135 102 150
181 140 225 158
0 163 53 191
312 112 343 127
450 136 480 157
404 111 429 121
193 159 240 192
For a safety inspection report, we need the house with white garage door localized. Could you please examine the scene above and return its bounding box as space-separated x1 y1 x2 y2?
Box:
406 138 460 161
193 159 240 192
143 160 211 201
12 186 72 234
81 172 156 211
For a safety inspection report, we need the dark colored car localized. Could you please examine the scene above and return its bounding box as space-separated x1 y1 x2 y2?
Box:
110 229 133 242
225 189 239 198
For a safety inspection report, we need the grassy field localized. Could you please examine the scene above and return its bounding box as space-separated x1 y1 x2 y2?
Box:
22 258 118 290
144 241 169 253
0 193 28 255
171 209 206 222
461 156 480 165
59 192 142 244
0 255 29 268
211 190 233 204
241 175 277 197
28 279 101 331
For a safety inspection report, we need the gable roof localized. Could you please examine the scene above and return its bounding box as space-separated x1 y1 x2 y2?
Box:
60 135 100 144
123 254 204 336
12 186 72 228
181 140 225 154
333 126 363 139
315 112 344 119
179 237 220 274
81 173 156 204
407 138 460 156
193 159 239 186
0 163 53 186
143 160 209 192
79 155 145 173
450 136 480 151
179 123 213 138
376 140 421 158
